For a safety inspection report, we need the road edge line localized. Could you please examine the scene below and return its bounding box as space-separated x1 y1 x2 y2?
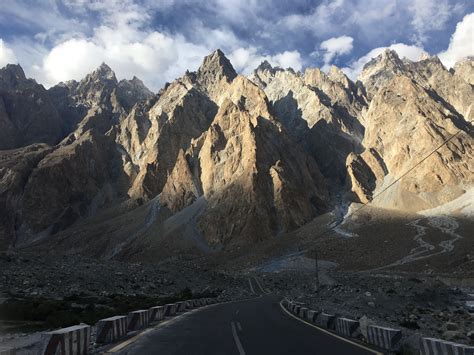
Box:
279 300 383 355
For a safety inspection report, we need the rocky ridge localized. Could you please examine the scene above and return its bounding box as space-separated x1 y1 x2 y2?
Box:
0 49 472 257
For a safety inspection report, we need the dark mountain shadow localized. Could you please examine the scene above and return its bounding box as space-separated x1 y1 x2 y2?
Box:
271 91 362 189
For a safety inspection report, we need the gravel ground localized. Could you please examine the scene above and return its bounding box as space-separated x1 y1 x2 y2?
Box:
256 266 474 353
0 251 251 353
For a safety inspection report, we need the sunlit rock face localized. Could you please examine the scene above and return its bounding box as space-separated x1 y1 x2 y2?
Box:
0 49 472 252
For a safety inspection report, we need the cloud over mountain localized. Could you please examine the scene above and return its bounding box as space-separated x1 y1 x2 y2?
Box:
0 0 472 90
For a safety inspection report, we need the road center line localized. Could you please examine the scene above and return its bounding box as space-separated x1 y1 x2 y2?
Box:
231 322 246 355
237 322 242 332
236 309 240 315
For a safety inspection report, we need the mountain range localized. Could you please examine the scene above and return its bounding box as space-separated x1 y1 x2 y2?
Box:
0 49 472 258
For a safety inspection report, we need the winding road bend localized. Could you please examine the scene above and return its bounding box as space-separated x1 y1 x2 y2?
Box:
111 279 379 355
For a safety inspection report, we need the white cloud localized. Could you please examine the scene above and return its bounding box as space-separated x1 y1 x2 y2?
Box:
409 0 459 44
342 43 427 79
320 35 354 66
271 51 303 71
229 47 302 75
0 39 17 67
39 30 213 90
438 13 474 68
280 0 344 36
42 39 103 83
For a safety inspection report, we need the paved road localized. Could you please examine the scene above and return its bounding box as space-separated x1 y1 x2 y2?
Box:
115 278 379 355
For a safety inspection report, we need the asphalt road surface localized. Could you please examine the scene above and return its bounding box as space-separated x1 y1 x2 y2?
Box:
114 279 380 355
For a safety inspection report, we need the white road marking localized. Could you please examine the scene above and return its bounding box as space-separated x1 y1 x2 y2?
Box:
236 309 240 315
231 322 246 355
248 278 255 294
105 297 261 353
237 322 242 332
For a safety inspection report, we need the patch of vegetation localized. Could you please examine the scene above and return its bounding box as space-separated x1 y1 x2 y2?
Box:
0 287 220 331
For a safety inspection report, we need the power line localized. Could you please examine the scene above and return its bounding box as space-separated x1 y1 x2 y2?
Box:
313 118 473 240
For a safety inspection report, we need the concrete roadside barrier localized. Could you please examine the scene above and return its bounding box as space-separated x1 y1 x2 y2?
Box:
0 347 16 355
420 337 474 355
294 305 301 315
185 300 194 310
149 306 165 322
95 316 128 344
175 302 185 313
299 307 308 319
306 310 318 323
336 317 360 338
316 313 336 330
164 303 177 316
128 310 150 331
41 324 91 355
366 325 402 352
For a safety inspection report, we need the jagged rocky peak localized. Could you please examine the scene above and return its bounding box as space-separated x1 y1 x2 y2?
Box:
72 63 121 109
197 49 237 87
361 49 406 75
303 67 329 86
453 57 474 85
251 60 279 89
254 60 285 75
117 76 154 111
75 63 117 96
417 54 445 68
91 62 117 83
256 60 274 72
327 65 352 88
359 49 408 99
0 63 64 150
0 64 33 89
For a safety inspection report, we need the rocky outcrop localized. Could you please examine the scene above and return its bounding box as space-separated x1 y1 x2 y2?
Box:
122 53 329 246
0 144 52 249
0 65 64 150
0 48 472 255
48 63 154 135
16 128 129 244
159 75 329 245
347 74 473 210
121 77 217 199
0 63 153 247
453 57 474 85
251 61 366 183
358 49 407 101
117 76 154 111
359 50 473 121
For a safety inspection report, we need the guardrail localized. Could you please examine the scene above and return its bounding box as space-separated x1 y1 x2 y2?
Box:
31 297 220 355
96 315 128 344
0 347 16 355
420 337 474 354
41 324 91 355
283 299 473 354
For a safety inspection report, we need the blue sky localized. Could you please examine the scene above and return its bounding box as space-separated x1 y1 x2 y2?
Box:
0 0 472 91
